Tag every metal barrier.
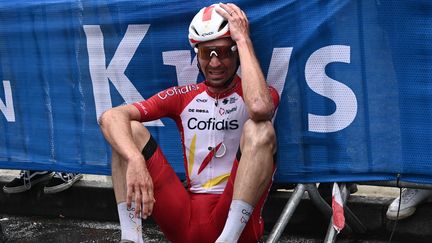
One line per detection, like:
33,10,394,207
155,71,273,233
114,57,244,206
266,183,367,243
267,180,432,242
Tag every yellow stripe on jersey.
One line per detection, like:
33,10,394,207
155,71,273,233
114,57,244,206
202,173,230,189
188,134,197,176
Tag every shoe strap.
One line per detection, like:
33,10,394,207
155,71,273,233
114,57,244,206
19,170,32,189
53,172,75,182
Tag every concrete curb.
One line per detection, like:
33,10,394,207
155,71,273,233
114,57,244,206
0,176,430,242
0,175,117,221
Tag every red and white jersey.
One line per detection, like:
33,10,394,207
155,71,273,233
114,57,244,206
133,76,279,194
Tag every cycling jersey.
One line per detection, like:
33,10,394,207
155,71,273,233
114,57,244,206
133,76,279,194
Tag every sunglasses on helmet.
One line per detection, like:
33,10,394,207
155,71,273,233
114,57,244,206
195,45,238,60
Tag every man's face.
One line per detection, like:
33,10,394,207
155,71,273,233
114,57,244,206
197,38,239,88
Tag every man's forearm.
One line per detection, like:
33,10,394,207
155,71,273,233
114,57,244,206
237,38,274,121
99,108,144,164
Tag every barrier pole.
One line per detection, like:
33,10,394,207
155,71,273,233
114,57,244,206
305,184,332,217
308,183,365,233
266,183,306,243
324,183,349,243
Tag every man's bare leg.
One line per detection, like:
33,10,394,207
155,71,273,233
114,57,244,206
216,119,276,242
111,121,151,243
234,120,276,203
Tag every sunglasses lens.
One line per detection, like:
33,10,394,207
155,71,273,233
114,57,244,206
198,46,235,60
197,47,212,59
215,46,231,59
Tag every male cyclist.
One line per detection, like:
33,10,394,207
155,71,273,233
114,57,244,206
100,3,278,242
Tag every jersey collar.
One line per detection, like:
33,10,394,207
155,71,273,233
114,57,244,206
205,76,241,99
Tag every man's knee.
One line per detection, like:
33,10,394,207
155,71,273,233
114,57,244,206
240,120,276,153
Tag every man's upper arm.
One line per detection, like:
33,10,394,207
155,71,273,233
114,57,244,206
131,87,182,122
125,103,143,121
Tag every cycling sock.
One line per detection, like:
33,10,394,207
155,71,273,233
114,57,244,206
216,199,253,243
118,202,145,243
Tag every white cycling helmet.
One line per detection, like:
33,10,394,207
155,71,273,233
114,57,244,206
188,3,231,50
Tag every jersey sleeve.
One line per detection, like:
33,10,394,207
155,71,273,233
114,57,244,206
132,87,182,122
268,86,280,108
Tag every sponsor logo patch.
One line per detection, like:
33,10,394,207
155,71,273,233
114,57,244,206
157,85,199,100
196,98,208,103
187,117,239,130
219,107,237,116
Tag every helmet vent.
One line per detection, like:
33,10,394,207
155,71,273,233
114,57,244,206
219,20,228,32
191,26,199,36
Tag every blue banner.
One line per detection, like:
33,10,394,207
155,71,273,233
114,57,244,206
0,0,431,184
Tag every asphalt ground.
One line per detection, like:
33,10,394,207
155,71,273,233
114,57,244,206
0,214,395,243
0,170,430,243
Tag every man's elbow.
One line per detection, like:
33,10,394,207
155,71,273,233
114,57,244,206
248,102,275,121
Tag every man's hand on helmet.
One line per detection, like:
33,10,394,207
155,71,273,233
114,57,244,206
217,3,250,43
